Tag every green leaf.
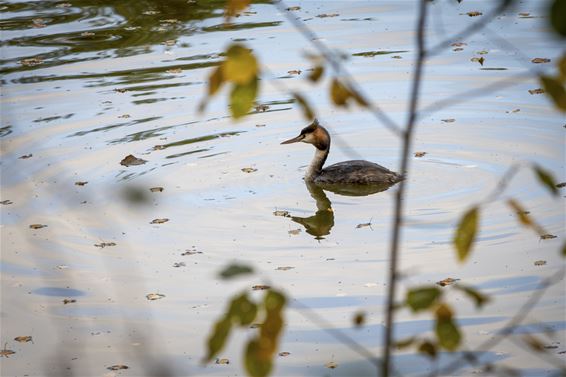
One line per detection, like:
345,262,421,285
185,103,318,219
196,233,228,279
418,340,437,359
406,286,442,312
559,54,566,81
308,65,324,82
454,285,490,309
204,317,232,363
224,44,258,84
225,0,251,21
506,199,546,236
435,303,461,351
230,77,258,119
219,263,254,280
229,293,258,326
244,338,272,377
453,207,479,262
550,0,566,37
540,75,566,111
208,65,224,96
292,93,315,121
330,78,351,107
561,241,566,257
533,164,559,196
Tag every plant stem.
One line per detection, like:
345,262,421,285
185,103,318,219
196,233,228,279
381,1,428,375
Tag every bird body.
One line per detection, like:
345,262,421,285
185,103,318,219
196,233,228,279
281,120,403,186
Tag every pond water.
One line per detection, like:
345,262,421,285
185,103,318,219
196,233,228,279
1,1,564,376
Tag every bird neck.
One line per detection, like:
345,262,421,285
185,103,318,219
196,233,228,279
305,146,329,181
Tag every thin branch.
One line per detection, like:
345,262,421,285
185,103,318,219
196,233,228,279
273,0,403,137
425,268,566,377
426,0,514,58
382,1,429,376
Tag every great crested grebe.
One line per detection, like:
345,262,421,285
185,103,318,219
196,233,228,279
281,119,403,185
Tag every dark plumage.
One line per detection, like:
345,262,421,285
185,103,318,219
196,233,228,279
281,119,403,186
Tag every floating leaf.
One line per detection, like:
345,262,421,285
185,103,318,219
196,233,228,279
436,278,460,287
224,44,257,84
540,75,566,111
230,78,258,119
540,234,557,240
0,346,15,358
215,358,230,364
454,285,490,309
120,154,147,166
150,218,169,224
466,11,483,17
14,336,32,343
441,118,455,123
532,58,551,64
273,210,290,217
241,167,258,173
0,200,13,205
308,65,324,82
278,351,291,357
107,365,129,371
406,286,442,312
453,207,479,262
414,151,427,157
150,187,164,192
94,242,116,248
205,318,232,363
287,69,301,75
550,0,566,37
219,263,254,280
252,285,271,291
534,260,547,266
75,181,88,186
533,164,559,196
418,340,437,359
325,361,338,369
435,303,461,351
63,299,76,304
146,293,165,301
292,93,315,121
29,224,47,229
19,154,32,159
471,57,485,65
528,88,545,95
275,266,294,271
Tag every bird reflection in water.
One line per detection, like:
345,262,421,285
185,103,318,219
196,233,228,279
290,181,396,240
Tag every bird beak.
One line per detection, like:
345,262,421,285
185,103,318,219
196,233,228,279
280,134,303,144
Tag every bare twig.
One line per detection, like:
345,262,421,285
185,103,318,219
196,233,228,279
382,1,429,376
273,0,403,137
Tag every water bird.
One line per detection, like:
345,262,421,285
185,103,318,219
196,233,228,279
281,119,403,186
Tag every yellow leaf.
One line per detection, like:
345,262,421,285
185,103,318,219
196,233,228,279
225,0,251,21
308,65,324,82
540,75,566,112
506,199,546,236
224,44,258,85
330,78,351,107
208,65,224,96
292,93,315,121
453,207,479,262
230,76,258,119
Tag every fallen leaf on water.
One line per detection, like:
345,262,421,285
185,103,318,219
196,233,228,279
471,57,485,66
436,278,460,287
556,182,566,188
273,210,290,217
215,358,230,364
118,114,130,118
120,154,147,166
477,50,489,55
241,167,257,173
181,250,202,256
540,234,557,240
107,365,129,371
166,68,182,74
531,58,551,64
317,13,339,18
528,88,545,95
255,104,270,112
288,69,302,75
150,218,169,224
94,242,116,248
453,48,464,52
19,154,33,159
173,262,186,268
441,119,455,123
466,11,483,17
14,336,32,343
149,187,164,192
414,152,427,157
252,285,270,291
286,6,300,11
356,222,372,229
75,181,88,186
506,109,521,113
1,200,13,205
29,224,47,229
114,88,127,93
279,351,291,357
20,58,43,67
275,266,294,271
534,260,547,266
256,124,266,127
288,229,301,235
63,299,76,304
325,361,338,369
80,31,95,37
451,42,467,47
0,345,15,358
391,55,402,59
146,293,165,301
519,12,530,16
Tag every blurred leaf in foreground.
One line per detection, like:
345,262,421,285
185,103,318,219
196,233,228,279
406,286,442,312
435,303,461,351
453,207,479,262
533,164,558,196
540,75,566,112
219,263,254,280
